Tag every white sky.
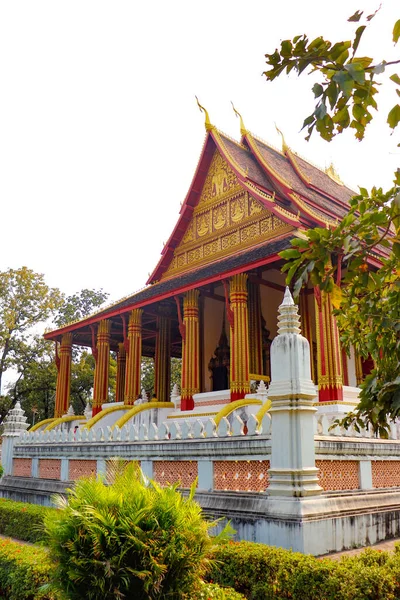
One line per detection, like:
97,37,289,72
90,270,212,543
0,0,398,309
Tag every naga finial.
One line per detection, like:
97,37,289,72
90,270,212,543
231,102,248,137
326,162,344,186
275,123,289,153
195,96,214,131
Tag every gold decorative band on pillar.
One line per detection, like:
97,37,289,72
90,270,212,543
181,289,200,411
230,273,250,401
315,290,343,401
154,313,171,403
54,333,73,418
124,309,143,405
115,343,127,404
299,290,315,383
92,320,111,416
248,280,263,376
355,350,363,386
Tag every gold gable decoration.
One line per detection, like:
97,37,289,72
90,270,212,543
162,151,293,279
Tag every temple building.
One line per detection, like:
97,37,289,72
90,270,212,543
43,109,378,426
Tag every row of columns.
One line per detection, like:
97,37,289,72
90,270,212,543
54,277,347,418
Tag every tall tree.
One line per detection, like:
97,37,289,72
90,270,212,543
54,288,109,328
0,267,62,394
263,12,400,433
3,285,111,423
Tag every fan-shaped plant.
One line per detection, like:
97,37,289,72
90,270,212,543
43,460,229,599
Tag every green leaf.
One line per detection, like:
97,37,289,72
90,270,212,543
348,10,363,22
281,39,293,57
390,74,400,86
345,62,366,85
333,71,354,97
279,249,301,260
352,25,366,56
393,243,400,259
387,104,400,130
393,19,400,44
312,83,324,98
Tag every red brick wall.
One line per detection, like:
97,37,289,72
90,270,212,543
153,461,198,488
214,460,270,492
316,460,359,491
13,458,32,477
69,460,97,481
372,461,400,488
39,459,61,480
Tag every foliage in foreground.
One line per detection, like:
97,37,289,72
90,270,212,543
0,498,53,543
44,463,226,600
0,538,55,599
263,9,400,433
207,541,400,600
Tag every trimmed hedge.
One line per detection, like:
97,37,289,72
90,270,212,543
0,498,54,543
196,581,246,599
0,538,56,599
207,541,400,600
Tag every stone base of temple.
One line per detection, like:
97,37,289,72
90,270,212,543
196,488,400,555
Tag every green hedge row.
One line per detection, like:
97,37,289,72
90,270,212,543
0,538,56,599
0,498,54,543
0,538,244,600
207,541,400,600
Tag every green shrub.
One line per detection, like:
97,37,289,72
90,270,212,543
44,462,227,600
0,464,4,478
0,498,53,543
196,581,246,599
0,538,56,599
207,541,398,600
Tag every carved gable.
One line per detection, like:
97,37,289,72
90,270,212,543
162,150,291,279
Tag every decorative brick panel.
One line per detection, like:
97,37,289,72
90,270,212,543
153,461,198,488
214,460,270,492
316,460,359,491
69,460,97,481
13,458,32,477
39,459,61,480
372,461,400,488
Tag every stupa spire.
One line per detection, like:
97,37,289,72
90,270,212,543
277,287,301,335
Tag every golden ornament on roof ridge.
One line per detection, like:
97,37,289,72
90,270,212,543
195,96,214,131
231,102,248,137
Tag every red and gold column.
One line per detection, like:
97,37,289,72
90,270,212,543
230,274,251,401
355,351,364,386
92,320,111,416
315,290,343,401
54,333,73,417
181,290,200,411
115,342,127,404
299,290,315,383
248,280,263,376
124,309,143,405
154,312,171,403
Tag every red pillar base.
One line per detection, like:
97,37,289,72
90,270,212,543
318,386,343,402
92,405,103,416
180,396,194,411
230,388,250,402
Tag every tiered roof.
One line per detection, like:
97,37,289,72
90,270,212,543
45,116,357,346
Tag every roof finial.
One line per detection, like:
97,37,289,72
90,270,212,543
231,102,248,136
195,96,214,131
275,124,289,154
326,162,344,186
